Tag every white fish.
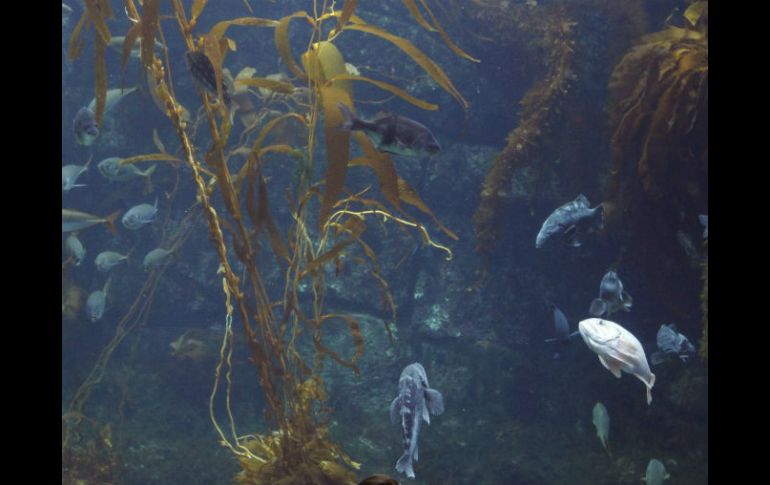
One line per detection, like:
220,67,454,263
98,157,157,182
143,248,174,271
62,157,92,192
122,198,158,230
591,402,610,455
64,233,85,266
86,278,111,322
578,318,656,405
62,3,73,26
644,458,670,485
95,250,131,272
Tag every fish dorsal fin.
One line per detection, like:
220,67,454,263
575,194,590,206
598,355,623,378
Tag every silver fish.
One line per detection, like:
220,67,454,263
62,209,120,234
88,86,139,113
62,157,92,192
95,250,130,272
650,324,696,365
143,248,174,271
86,278,111,322
338,103,440,158
62,3,73,26
64,233,85,266
591,402,610,455
73,107,99,146
578,318,655,405
535,194,604,248
390,363,444,479
122,198,158,230
98,157,157,182
644,458,670,485
589,270,632,317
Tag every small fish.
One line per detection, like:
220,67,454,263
185,51,232,106
535,194,604,248
644,458,670,485
699,214,708,239
337,103,441,158
579,318,655,405
86,278,111,322
95,250,131,272
390,363,444,479
544,302,579,344
589,270,632,317
650,324,696,365
73,107,99,146
122,198,158,230
62,157,92,192
143,247,174,271
62,208,121,235
64,233,85,266
591,402,610,456
98,157,157,182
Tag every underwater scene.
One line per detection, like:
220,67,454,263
61,1,707,484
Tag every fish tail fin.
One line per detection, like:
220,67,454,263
395,451,415,479
337,102,355,131
646,373,656,405
104,210,122,236
143,164,157,194
425,388,444,415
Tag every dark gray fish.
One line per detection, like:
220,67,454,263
338,103,440,158
185,51,232,106
544,303,579,344
389,363,444,479
73,107,99,146
589,270,632,316
650,324,696,365
535,194,604,248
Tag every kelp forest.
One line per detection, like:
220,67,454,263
61,1,707,484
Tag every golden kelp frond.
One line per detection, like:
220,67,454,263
303,41,352,94
119,153,183,166
318,86,354,227
121,23,142,75
275,12,315,80
140,0,160,68
406,0,480,63
83,0,112,44
329,74,438,111
67,13,88,59
208,17,279,40
233,76,297,94
343,22,469,112
93,34,107,125
190,0,209,26
334,0,360,36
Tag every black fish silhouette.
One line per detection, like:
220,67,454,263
185,51,231,106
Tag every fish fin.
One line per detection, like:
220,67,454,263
598,355,622,378
575,194,590,206
413,442,419,462
389,396,401,425
141,163,158,178
71,184,88,188
544,337,558,343
395,451,415,479
421,403,431,425
568,330,581,338
589,298,607,317
103,210,122,236
621,290,633,310
425,388,445,415
650,352,666,366
646,373,656,405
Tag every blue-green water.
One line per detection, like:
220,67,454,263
62,1,707,484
